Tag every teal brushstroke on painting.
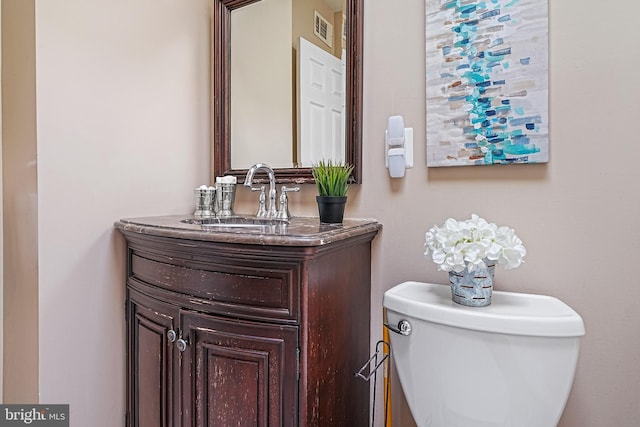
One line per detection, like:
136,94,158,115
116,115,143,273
463,71,487,83
502,143,540,155
443,1,457,10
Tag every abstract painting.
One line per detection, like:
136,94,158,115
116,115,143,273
426,0,549,167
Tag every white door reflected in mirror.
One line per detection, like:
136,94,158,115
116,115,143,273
297,37,345,167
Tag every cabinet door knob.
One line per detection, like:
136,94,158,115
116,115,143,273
176,338,189,352
167,330,177,343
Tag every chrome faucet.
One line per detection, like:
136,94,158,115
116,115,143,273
244,163,278,218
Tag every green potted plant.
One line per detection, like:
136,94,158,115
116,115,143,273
311,160,354,224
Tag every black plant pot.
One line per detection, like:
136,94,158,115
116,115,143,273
316,196,347,224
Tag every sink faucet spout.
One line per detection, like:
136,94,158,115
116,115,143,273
244,163,277,218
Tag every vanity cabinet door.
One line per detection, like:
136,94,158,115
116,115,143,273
126,288,180,427
179,311,299,427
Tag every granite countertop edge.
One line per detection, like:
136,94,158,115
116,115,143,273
114,214,382,247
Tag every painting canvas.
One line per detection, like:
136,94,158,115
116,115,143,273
426,0,549,167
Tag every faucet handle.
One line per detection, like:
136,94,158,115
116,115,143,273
281,186,300,194
277,186,300,220
251,186,267,217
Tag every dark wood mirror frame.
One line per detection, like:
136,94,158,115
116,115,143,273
212,0,363,184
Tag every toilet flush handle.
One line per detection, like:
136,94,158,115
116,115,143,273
384,319,412,336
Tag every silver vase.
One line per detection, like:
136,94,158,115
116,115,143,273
449,260,495,307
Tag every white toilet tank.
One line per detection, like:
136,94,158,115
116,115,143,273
383,281,585,427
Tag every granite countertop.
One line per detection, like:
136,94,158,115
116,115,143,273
114,214,381,246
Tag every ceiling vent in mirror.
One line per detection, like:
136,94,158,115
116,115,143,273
314,10,333,48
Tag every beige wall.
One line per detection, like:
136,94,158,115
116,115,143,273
1,0,39,403
231,0,293,169
234,0,640,426
2,0,210,423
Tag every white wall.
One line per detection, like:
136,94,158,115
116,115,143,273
3,0,210,423
234,0,640,425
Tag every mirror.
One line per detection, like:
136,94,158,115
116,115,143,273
212,0,363,184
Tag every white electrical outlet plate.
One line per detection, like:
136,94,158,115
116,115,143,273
405,127,414,168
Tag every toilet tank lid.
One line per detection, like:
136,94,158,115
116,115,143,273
383,281,585,337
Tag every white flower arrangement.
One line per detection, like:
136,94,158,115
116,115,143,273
424,214,526,273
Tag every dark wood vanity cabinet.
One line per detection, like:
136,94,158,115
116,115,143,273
119,219,379,427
